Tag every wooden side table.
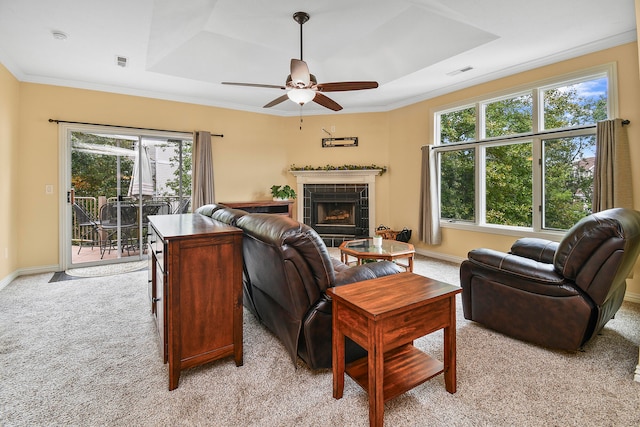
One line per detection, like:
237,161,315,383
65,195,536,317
328,272,461,427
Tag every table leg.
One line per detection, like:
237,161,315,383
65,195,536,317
368,321,385,427
408,255,414,272
234,305,244,367
169,360,181,391
332,302,345,399
443,296,457,393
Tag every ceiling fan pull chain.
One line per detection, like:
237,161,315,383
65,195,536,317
299,105,303,130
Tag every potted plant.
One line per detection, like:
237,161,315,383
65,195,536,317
270,185,297,201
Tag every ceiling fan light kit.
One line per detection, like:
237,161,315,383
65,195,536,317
287,88,315,105
221,11,378,112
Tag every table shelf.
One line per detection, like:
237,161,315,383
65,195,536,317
345,344,444,402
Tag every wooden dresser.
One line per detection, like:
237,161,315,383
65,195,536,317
147,213,243,390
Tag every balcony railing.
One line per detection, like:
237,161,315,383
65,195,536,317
72,195,190,246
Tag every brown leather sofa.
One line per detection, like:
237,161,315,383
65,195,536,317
460,208,640,351
195,204,403,369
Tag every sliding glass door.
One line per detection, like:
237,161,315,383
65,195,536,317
65,126,192,268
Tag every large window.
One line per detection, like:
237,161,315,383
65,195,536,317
434,66,612,232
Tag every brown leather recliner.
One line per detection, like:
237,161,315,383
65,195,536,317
236,213,403,369
460,208,640,351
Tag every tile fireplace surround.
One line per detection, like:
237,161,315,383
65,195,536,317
290,169,381,246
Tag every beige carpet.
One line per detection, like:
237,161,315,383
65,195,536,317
1,255,639,426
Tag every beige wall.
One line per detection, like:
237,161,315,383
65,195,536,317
0,64,19,280
387,42,640,297
13,84,395,273
280,113,393,223
16,85,284,269
5,42,640,299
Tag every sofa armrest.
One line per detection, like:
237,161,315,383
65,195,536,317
509,238,558,263
333,260,403,286
464,248,580,299
467,248,569,289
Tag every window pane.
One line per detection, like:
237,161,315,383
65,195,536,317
485,143,532,227
440,149,475,221
154,139,192,213
71,132,135,200
543,78,607,129
543,136,595,230
440,107,476,144
485,94,533,138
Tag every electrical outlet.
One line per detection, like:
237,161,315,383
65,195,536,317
331,125,336,133
45,184,53,194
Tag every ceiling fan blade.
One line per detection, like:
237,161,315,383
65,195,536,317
315,81,379,92
263,94,290,108
222,82,286,90
290,59,310,88
313,92,342,111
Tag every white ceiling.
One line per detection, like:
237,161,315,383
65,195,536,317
0,0,636,116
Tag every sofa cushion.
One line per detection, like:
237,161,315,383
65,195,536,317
210,207,247,226
554,210,626,280
194,203,227,217
237,214,337,291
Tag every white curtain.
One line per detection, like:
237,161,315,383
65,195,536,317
419,145,442,245
192,131,215,210
593,119,633,212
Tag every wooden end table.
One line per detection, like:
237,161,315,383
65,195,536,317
328,272,461,427
339,238,415,272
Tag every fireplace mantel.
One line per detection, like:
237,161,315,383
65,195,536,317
290,169,381,239
289,169,382,182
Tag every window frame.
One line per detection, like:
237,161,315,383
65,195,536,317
59,123,193,268
431,63,617,239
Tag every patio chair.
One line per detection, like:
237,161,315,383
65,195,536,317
72,203,100,254
172,198,191,214
99,201,139,258
142,200,172,224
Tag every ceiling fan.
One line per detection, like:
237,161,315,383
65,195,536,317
221,11,378,111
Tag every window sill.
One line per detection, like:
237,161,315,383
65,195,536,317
440,220,566,241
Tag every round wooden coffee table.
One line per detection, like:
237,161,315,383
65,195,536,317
339,238,415,272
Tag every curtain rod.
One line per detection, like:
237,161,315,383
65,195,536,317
426,119,630,149
48,119,223,138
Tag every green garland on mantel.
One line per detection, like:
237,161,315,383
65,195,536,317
290,164,387,175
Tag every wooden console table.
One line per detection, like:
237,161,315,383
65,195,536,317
221,200,293,217
148,214,243,390
328,272,461,427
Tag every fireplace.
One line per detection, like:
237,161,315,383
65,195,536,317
310,187,366,237
291,169,381,247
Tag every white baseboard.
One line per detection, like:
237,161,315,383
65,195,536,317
0,265,60,292
0,271,19,292
624,291,640,304
414,248,465,265
415,248,640,304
